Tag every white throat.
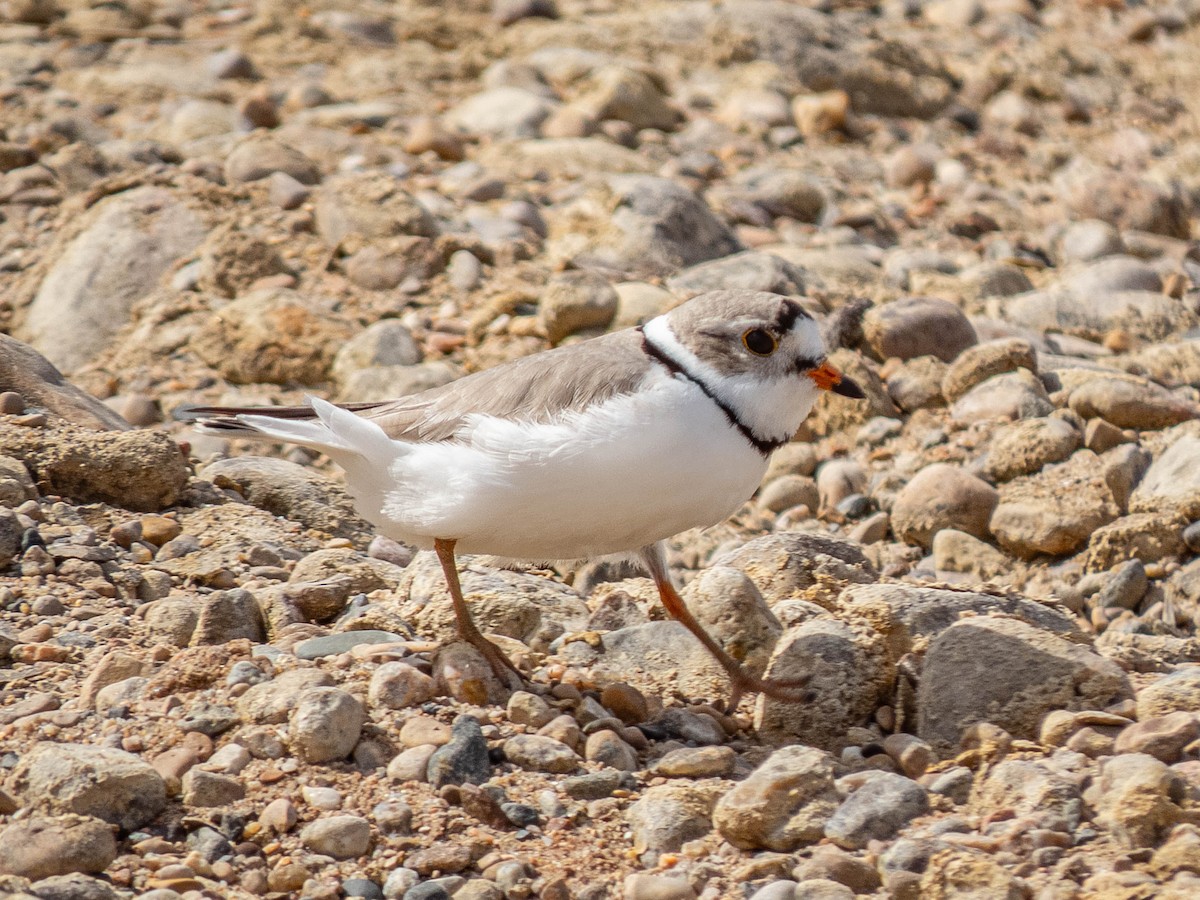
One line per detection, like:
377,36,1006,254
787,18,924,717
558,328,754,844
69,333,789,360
642,315,821,448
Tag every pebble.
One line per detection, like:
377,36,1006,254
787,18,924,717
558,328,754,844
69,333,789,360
825,772,930,849
622,873,696,900
941,338,1038,403
538,271,619,343
862,297,977,363
9,743,166,830
584,729,639,771
369,661,438,709
1088,753,1183,848
427,715,491,786
713,746,840,851
299,815,372,859
0,815,118,880
1112,711,1200,763
890,463,998,548
288,687,365,763
651,745,737,778
918,617,1131,755
503,734,580,773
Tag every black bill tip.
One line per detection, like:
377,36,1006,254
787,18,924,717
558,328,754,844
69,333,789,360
832,375,866,399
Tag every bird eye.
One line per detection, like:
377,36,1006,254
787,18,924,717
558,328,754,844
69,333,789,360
742,328,777,356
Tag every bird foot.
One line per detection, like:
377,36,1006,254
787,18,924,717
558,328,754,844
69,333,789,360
461,631,528,693
722,669,811,715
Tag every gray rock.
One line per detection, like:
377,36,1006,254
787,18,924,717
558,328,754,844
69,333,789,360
713,745,840,851
622,874,696,900
0,816,116,880
289,687,365,763
754,618,890,752
1087,753,1183,848
1064,255,1162,296
223,136,320,184
950,368,1054,422
837,583,1080,663
444,86,556,138
886,356,947,412
930,529,1009,580
24,872,121,900
1138,668,1200,718
714,531,877,608
584,730,638,772
825,773,930,849
427,715,491,787
9,743,166,830
0,420,188,512
314,172,438,250
682,565,783,681
0,507,19,568
984,417,1081,481
990,450,1120,559
918,616,1132,755
575,64,677,131
501,734,579,773
1094,559,1149,611
656,707,727,746
1113,711,1200,764
0,335,130,430
299,815,372,859
717,167,826,223
862,297,977,363
626,782,722,853
1003,289,1190,343
400,552,589,651
538,270,618,343
1069,377,1198,430
368,661,437,709
238,668,334,725
296,631,408,660
332,321,423,384
191,589,266,645
20,187,206,373
576,175,742,277
969,758,1083,833
941,338,1038,404
181,769,245,807
190,287,354,386
1131,429,1200,520
890,463,998,549
667,251,807,302
650,746,737,779
1058,220,1123,263
1066,170,1189,239
792,844,882,893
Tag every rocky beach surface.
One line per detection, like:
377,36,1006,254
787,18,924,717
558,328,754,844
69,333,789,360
4,0,1200,897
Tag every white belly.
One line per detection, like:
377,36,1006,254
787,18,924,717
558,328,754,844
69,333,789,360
360,374,770,559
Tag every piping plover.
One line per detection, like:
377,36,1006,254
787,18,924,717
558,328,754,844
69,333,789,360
182,289,863,707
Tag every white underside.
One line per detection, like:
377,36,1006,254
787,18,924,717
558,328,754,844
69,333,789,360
230,369,814,560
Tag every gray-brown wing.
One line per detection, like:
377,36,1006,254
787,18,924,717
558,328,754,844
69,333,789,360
362,327,655,441
179,328,658,443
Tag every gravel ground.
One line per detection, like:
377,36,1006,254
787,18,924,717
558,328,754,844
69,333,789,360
4,0,1200,898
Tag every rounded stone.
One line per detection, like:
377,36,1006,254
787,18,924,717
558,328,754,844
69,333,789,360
289,687,366,763
863,297,977,363
891,464,999,548
0,815,117,880
299,815,371,859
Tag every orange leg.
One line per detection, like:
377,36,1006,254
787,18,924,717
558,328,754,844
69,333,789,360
640,544,809,713
434,538,524,690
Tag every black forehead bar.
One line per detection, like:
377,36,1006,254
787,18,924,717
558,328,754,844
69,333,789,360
774,299,809,332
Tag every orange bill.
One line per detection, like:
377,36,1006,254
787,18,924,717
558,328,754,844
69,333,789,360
808,361,866,398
